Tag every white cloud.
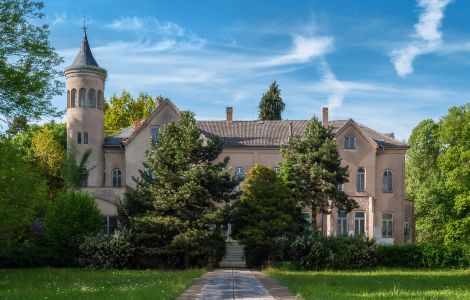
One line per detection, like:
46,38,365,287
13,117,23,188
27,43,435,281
391,0,451,77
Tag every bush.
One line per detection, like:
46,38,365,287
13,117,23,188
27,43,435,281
45,191,104,266
0,241,54,268
287,234,376,270
79,229,136,269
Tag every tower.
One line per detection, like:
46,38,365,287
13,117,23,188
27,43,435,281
64,28,107,187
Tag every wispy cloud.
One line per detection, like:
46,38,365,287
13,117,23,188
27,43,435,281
390,0,451,77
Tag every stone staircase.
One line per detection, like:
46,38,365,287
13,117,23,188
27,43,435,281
219,241,246,268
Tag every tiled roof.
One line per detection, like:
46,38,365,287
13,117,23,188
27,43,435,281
104,119,408,149
64,32,106,75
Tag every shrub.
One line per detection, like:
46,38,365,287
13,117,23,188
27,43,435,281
287,234,376,270
79,228,136,269
45,191,103,266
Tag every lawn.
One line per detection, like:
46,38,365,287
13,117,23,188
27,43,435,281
264,268,470,300
0,268,205,300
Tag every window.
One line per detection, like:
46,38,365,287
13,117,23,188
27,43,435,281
355,211,365,235
79,171,87,187
357,168,365,192
79,88,86,107
273,166,280,173
382,213,393,237
67,90,70,108
88,89,96,108
77,132,82,144
383,170,393,193
84,132,88,144
404,215,410,241
151,126,160,143
104,216,118,235
112,168,122,187
336,182,344,191
344,136,356,149
97,91,103,110
71,89,77,108
234,167,245,180
337,212,348,236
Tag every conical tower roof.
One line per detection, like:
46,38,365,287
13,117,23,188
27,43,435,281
64,30,107,76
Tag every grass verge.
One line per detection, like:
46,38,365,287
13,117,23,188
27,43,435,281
264,268,470,300
0,268,205,300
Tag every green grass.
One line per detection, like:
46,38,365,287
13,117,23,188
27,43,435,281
0,268,205,300
264,268,470,300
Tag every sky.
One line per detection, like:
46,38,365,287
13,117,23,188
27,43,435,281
42,0,470,139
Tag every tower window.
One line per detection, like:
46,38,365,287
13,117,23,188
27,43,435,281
71,89,77,108
77,132,82,144
112,168,122,187
79,88,86,107
67,90,70,108
357,167,365,192
88,89,96,108
84,132,88,144
97,91,103,110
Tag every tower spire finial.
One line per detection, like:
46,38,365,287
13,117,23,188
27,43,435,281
82,15,87,34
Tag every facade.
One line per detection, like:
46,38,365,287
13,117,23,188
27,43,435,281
66,31,415,245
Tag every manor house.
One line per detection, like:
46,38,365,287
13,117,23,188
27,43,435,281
65,31,415,245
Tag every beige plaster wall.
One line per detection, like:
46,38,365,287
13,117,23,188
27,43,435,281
104,149,126,187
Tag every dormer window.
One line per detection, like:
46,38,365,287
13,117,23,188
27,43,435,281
344,136,356,149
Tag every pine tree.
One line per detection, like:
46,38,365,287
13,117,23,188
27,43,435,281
121,111,234,268
280,116,357,232
258,81,285,120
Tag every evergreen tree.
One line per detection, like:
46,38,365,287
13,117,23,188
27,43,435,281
121,111,234,268
230,165,305,267
280,116,357,231
258,81,285,120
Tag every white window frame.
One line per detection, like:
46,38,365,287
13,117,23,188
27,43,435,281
382,169,393,193
344,136,357,149
112,168,122,187
337,212,348,236
354,211,365,235
382,213,394,238
151,125,160,143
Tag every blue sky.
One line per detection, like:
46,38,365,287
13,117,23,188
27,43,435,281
43,0,470,139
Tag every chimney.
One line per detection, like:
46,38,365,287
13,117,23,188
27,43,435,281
322,107,329,127
226,107,233,123
134,117,142,129
288,121,293,138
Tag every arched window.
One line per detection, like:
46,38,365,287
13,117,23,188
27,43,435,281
77,132,82,144
67,90,70,108
382,213,393,237
383,169,393,192
357,167,365,192
84,132,88,144
112,168,122,187
234,167,245,180
79,88,86,107
97,91,103,110
71,89,77,108
87,89,96,108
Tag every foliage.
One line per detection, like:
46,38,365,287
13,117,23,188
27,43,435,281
44,191,103,265
0,240,53,268
376,243,470,269
287,234,377,270
230,165,305,267
64,144,92,189
79,228,136,269
0,268,206,300
280,116,357,230
258,81,285,120
264,269,470,300
5,115,29,136
104,91,165,135
0,139,48,255
120,111,233,268
0,0,63,123
406,104,470,244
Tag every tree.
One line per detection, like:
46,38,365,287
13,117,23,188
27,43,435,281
44,191,103,265
230,165,305,267
0,139,48,255
6,115,29,136
0,0,63,123
280,116,357,231
406,104,470,245
104,91,163,136
121,111,234,268
258,81,285,120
